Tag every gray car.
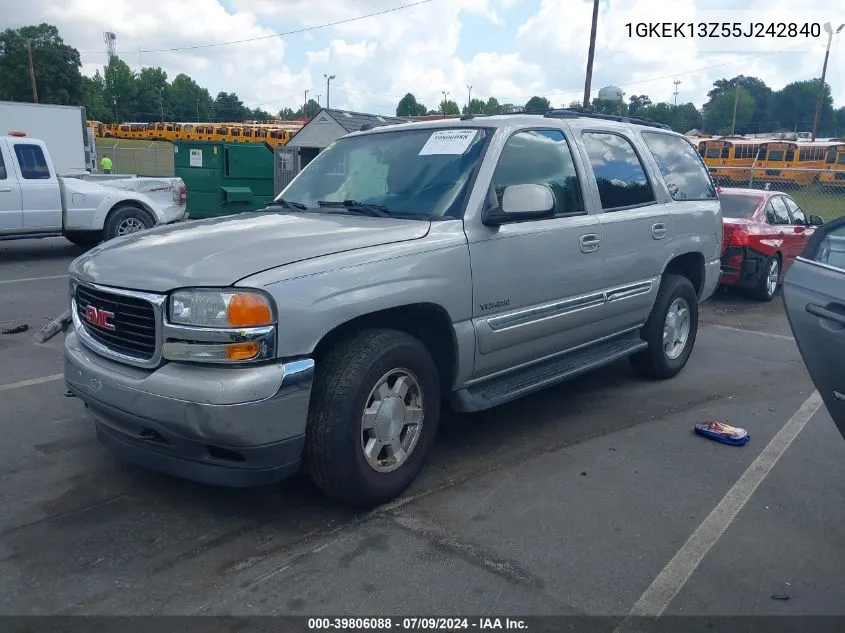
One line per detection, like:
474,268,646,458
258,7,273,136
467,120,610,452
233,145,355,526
64,111,722,508
783,214,845,440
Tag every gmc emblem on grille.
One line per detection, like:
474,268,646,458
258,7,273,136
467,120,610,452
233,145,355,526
84,305,116,331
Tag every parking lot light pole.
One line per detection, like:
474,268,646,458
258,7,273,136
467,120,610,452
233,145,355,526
811,22,843,142
324,74,335,109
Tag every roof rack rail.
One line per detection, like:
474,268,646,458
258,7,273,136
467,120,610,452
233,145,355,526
537,108,672,130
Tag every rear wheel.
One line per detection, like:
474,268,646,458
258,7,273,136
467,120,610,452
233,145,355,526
750,254,780,302
103,206,154,241
631,274,699,380
305,329,441,508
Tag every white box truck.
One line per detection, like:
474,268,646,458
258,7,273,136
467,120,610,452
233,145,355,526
0,101,95,175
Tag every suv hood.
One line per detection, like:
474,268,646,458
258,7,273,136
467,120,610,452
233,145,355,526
69,211,431,292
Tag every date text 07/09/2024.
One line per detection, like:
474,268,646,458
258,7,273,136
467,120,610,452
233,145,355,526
625,22,822,38
307,617,528,630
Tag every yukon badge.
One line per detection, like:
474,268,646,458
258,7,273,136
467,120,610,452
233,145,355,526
479,298,510,312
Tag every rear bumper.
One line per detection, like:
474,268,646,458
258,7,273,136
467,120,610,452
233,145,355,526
64,330,314,487
719,247,771,288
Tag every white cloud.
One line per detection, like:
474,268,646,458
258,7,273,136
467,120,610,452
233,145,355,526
9,0,845,120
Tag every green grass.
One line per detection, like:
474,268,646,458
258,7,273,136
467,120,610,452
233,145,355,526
789,185,845,221
95,138,174,177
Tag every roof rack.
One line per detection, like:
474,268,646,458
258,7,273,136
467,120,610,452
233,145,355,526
538,108,672,130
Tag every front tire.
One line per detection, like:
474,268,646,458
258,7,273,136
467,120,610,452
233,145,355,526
103,206,154,241
305,329,441,508
631,274,699,380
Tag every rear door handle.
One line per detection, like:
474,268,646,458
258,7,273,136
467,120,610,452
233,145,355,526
651,223,668,240
580,234,601,253
806,303,845,326
0,185,12,192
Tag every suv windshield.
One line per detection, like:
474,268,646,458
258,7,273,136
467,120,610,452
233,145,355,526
277,127,490,219
719,193,761,218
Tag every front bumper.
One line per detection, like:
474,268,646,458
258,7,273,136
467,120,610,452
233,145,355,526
64,330,314,487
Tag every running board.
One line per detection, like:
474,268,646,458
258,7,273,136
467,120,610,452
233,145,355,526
451,332,648,412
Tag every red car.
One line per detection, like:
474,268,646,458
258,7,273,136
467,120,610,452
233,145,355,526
719,188,825,301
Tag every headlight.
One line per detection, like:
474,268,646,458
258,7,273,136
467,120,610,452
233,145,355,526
169,289,274,328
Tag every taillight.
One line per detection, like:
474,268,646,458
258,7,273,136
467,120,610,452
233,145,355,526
729,228,749,247
173,184,187,205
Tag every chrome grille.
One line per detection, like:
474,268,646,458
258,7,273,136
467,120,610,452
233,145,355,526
75,284,158,361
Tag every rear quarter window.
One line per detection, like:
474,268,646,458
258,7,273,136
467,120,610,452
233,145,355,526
641,132,716,201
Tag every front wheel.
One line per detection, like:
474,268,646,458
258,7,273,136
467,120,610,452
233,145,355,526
305,329,441,508
631,274,699,380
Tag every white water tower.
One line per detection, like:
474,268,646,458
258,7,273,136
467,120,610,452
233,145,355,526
598,85,624,102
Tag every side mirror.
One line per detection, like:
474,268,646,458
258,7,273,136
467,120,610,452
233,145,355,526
808,214,825,226
482,184,556,226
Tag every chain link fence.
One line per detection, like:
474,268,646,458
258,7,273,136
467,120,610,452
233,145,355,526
94,140,175,177
708,166,845,221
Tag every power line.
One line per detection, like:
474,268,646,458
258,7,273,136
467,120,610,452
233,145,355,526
79,0,433,54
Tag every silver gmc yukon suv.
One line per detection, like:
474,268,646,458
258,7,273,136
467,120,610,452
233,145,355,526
64,111,723,508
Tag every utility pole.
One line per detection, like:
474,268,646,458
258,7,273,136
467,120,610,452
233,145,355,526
303,89,309,119
466,84,472,114
324,74,335,109
159,88,164,122
316,94,321,106
442,91,449,118
672,80,681,106
582,0,600,108
812,22,844,142
26,40,38,103
730,78,741,136
196,98,200,122
113,97,118,123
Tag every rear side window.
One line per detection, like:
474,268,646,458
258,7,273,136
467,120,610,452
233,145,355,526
13,144,51,179
0,149,6,180
641,132,717,201
581,131,655,210
767,197,790,225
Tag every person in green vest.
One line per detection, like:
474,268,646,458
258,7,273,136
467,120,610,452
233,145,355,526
100,156,113,174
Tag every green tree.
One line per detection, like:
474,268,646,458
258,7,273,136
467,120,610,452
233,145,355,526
707,76,773,134
278,107,298,119
103,56,137,121
213,91,247,121
0,23,83,104
81,72,110,121
299,98,321,119
591,98,627,115
396,92,427,117
170,73,213,122
567,100,583,109
636,102,702,133
702,87,754,135
524,96,550,113
628,94,652,116
135,67,168,122
463,98,485,115
438,99,460,115
483,97,502,115
772,79,834,134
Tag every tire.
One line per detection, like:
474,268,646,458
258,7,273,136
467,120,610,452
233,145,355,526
304,329,441,508
103,206,154,241
750,254,780,302
64,232,102,248
630,274,699,380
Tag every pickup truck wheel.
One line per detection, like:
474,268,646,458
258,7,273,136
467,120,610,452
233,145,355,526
103,206,153,241
630,273,699,380
305,329,440,508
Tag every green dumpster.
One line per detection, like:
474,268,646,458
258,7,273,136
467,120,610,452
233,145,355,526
173,141,275,219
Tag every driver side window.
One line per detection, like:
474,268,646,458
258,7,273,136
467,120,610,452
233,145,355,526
491,129,585,217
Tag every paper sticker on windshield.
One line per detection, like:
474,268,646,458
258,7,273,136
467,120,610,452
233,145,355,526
418,129,477,155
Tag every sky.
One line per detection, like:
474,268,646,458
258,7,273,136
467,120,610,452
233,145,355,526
12,0,845,118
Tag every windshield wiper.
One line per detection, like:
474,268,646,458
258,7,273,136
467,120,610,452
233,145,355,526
266,198,307,211
317,199,391,217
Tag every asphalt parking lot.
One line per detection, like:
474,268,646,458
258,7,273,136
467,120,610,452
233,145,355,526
2,237,844,625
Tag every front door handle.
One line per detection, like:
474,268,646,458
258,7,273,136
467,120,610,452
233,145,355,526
0,185,12,192
651,223,668,240
580,234,601,253
806,303,845,326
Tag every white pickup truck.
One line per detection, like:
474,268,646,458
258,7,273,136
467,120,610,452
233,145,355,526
0,134,187,246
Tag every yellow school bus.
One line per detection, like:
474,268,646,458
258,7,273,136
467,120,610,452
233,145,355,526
752,141,831,186
698,138,766,184
819,142,845,187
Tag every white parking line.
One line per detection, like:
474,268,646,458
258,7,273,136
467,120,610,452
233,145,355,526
614,391,823,630
0,374,63,392
710,324,795,341
0,274,68,285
